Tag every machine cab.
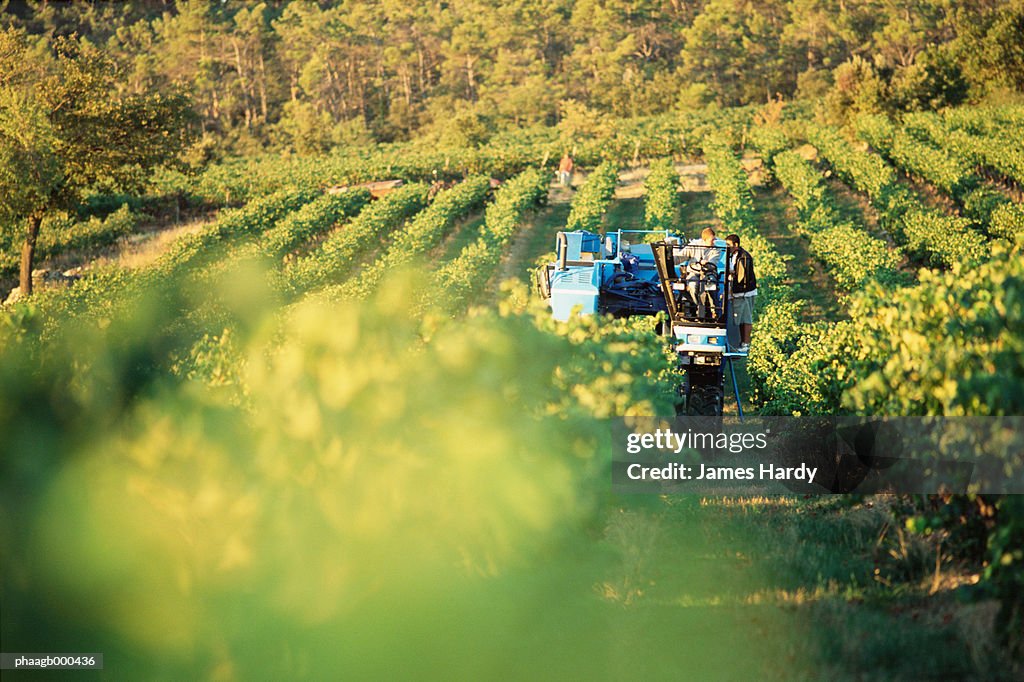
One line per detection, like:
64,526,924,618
537,229,677,321
651,238,731,361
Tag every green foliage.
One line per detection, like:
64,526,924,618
901,107,1024,191
823,47,969,127
823,55,889,127
898,208,984,268
935,108,1024,187
744,298,806,412
774,149,900,290
807,122,987,268
745,125,791,182
0,206,140,279
283,183,430,296
642,159,682,233
2,2,1024,663
953,2,1024,98
702,136,799,412
774,150,835,220
841,247,1024,415
0,242,685,675
254,189,371,261
154,188,319,278
433,168,550,312
680,0,790,107
333,176,491,300
855,113,974,196
565,161,618,233
169,329,244,389
886,46,969,112
272,100,375,154
0,78,61,227
557,99,614,145
188,189,374,319
0,27,193,293
903,110,1024,239
2,0,1018,157
703,139,790,292
704,139,755,233
807,123,896,202
809,224,901,291
748,236,1024,419
989,202,1024,241
187,110,760,207
986,496,1024,658
857,111,1024,242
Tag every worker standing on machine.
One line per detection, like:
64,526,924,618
675,227,723,311
725,233,757,353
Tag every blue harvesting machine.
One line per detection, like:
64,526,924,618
535,229,746,416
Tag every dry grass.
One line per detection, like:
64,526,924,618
86,216,213,271
33,214,216,277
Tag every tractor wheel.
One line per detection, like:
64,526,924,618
687,385,722,416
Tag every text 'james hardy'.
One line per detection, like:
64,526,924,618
702,463,818,483
625,463,819,484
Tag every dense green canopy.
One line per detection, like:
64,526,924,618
2,0,1021,153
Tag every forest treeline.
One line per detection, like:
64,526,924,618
2,0,1023,155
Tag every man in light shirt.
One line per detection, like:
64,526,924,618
675,227,723,307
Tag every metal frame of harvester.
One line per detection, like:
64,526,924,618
535,228,746,417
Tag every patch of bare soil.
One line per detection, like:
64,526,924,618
676,163,709,191
548,163,712,205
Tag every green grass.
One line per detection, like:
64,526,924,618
604,197,646,231
432,212,486,263
592,494,1013,680
503,202,571,285
676,190,718,240
752,186,844,324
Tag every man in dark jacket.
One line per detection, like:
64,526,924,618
726,234,756,353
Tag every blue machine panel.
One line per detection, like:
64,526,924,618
562,230,604,261
549,265,600,320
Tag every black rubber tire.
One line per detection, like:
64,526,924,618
686,385,722,416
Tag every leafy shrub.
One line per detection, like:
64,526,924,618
432,168,550,312
565,161,618,232
334,176,491,300
283,183,430,296
643,159,682,233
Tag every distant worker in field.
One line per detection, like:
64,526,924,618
558,152,574,187
725,233,757,353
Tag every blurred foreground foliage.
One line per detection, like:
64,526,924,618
0,258,675,678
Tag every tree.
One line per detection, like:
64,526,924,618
150,1,229,132
953,0,1024,98
681,0,792,107
0,28,192,297
822,55,887,125
0,88,61,292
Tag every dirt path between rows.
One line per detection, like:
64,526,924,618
547,163,711,205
